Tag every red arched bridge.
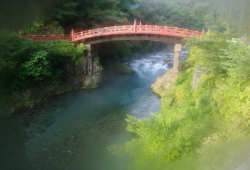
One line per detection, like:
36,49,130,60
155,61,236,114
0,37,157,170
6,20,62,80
71,24,203,44
22,21,204,75
22,22,203,45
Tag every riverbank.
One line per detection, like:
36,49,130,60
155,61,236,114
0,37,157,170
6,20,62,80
4,58,135,113
5,47,170,114
151,69,179,97
0,51,171,169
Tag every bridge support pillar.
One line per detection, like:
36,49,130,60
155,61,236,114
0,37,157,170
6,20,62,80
86,44,100,77
86,44,93,76
173,44,182,72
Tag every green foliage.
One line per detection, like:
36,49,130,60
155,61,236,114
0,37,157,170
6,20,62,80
21,0,230,36
118,0,136,12
72,43,86,64
111,32,250,169
219,0,250,34
220,39,250,78
84,0,127,21
0,35,38,90
184,32,238,75
23,14,64,34
0,35,85,93
52,1,80,22
23,0,81,34
41,41,86,64
20,50,52,81
131,0,227,31
23,0,135,34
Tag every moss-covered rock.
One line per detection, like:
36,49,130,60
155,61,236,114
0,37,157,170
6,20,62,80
151,69,178,97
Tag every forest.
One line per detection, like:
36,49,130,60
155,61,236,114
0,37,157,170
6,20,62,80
0,0,250,169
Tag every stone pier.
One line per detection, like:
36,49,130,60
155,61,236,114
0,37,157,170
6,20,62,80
173,44,182,72
86,44,93,76
86,44,100,77
84,44,102,86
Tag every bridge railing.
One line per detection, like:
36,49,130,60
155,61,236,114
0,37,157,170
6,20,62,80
21,25,203,42
22,34,70,41
136,25,202,36
72,25,203,42
74,25,134,38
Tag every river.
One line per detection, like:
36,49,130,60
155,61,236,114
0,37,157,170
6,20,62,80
0,50,187,170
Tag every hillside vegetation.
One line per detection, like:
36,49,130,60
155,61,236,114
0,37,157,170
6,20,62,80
111,32,250,169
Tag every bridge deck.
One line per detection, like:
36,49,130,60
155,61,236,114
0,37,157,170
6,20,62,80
22,24,203,44
72,25,203,43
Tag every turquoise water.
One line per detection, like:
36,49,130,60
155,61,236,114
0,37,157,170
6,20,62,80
0,52,176,169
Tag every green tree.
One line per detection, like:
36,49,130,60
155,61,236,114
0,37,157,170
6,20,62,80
20,50,52,81
111,32,250,169
0,34,85,92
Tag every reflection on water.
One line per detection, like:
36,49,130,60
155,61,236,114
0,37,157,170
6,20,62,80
0,51,186,169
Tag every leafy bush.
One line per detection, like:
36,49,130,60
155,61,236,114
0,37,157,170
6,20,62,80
111,32,250,169
20,50,52,81
0,35,85,92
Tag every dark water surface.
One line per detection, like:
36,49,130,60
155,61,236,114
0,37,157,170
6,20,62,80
0,52,184,170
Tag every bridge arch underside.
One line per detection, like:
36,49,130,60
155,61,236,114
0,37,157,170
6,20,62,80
76,34,184,45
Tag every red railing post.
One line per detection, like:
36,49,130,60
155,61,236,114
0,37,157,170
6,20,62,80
71,29,74,41
138,21,142,32
134,19,137,32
